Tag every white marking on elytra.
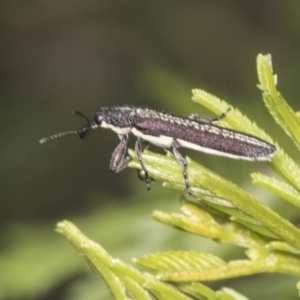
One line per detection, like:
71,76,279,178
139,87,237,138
131,128,173,147
131,128,273,161
177,139,272,161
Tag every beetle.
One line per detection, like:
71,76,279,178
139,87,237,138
40,105,276,192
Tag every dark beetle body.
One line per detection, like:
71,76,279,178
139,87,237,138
94,106,275,160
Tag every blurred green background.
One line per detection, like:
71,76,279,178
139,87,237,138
1,1,300,299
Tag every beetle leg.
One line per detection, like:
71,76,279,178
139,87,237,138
135,138,152,191
110,134,130,173
172,139,191,194
189,108,231,124
210,108,231,123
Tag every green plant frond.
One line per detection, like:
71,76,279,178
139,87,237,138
256,54,277,96
252,172,300,208
191,198,280,240
117,277,152,300
178,282,217,300
179,196,223,224
56,221,191,300
257,54,300,149
216,287,250,300
56,221,256,299
135,251,226,273
271,148,300,191
142,280,193,300
180,197,277,241
152,200,272,249
56,221,129,299
229,219,278,240
178,283,250,300
255,54,300,191
94,266,127,300
266,242,300,255
128,150,300,250
145,250,300,282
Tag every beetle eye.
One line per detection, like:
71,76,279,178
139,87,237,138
94,114,103,125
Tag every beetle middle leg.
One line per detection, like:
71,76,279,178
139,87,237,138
136,141,153,183
135,138,153,191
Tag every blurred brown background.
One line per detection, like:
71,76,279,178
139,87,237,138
1,1,300,299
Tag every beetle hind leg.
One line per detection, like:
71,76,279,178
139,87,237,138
172,139,191,194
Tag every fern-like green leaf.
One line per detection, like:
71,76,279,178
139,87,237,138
179,283,250,300
56,221,199,300
152,199,272,249
128,150,300,249
136,249,300,282
135,251,226,273
257,54,300,148
252,172,300,208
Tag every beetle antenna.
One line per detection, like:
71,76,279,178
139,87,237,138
39,110,94,144
39,130,82,144
73,110,91,123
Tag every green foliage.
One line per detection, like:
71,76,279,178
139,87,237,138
56,221,250,300
54,54,300,299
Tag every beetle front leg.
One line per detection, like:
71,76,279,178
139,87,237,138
110,134,130,173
